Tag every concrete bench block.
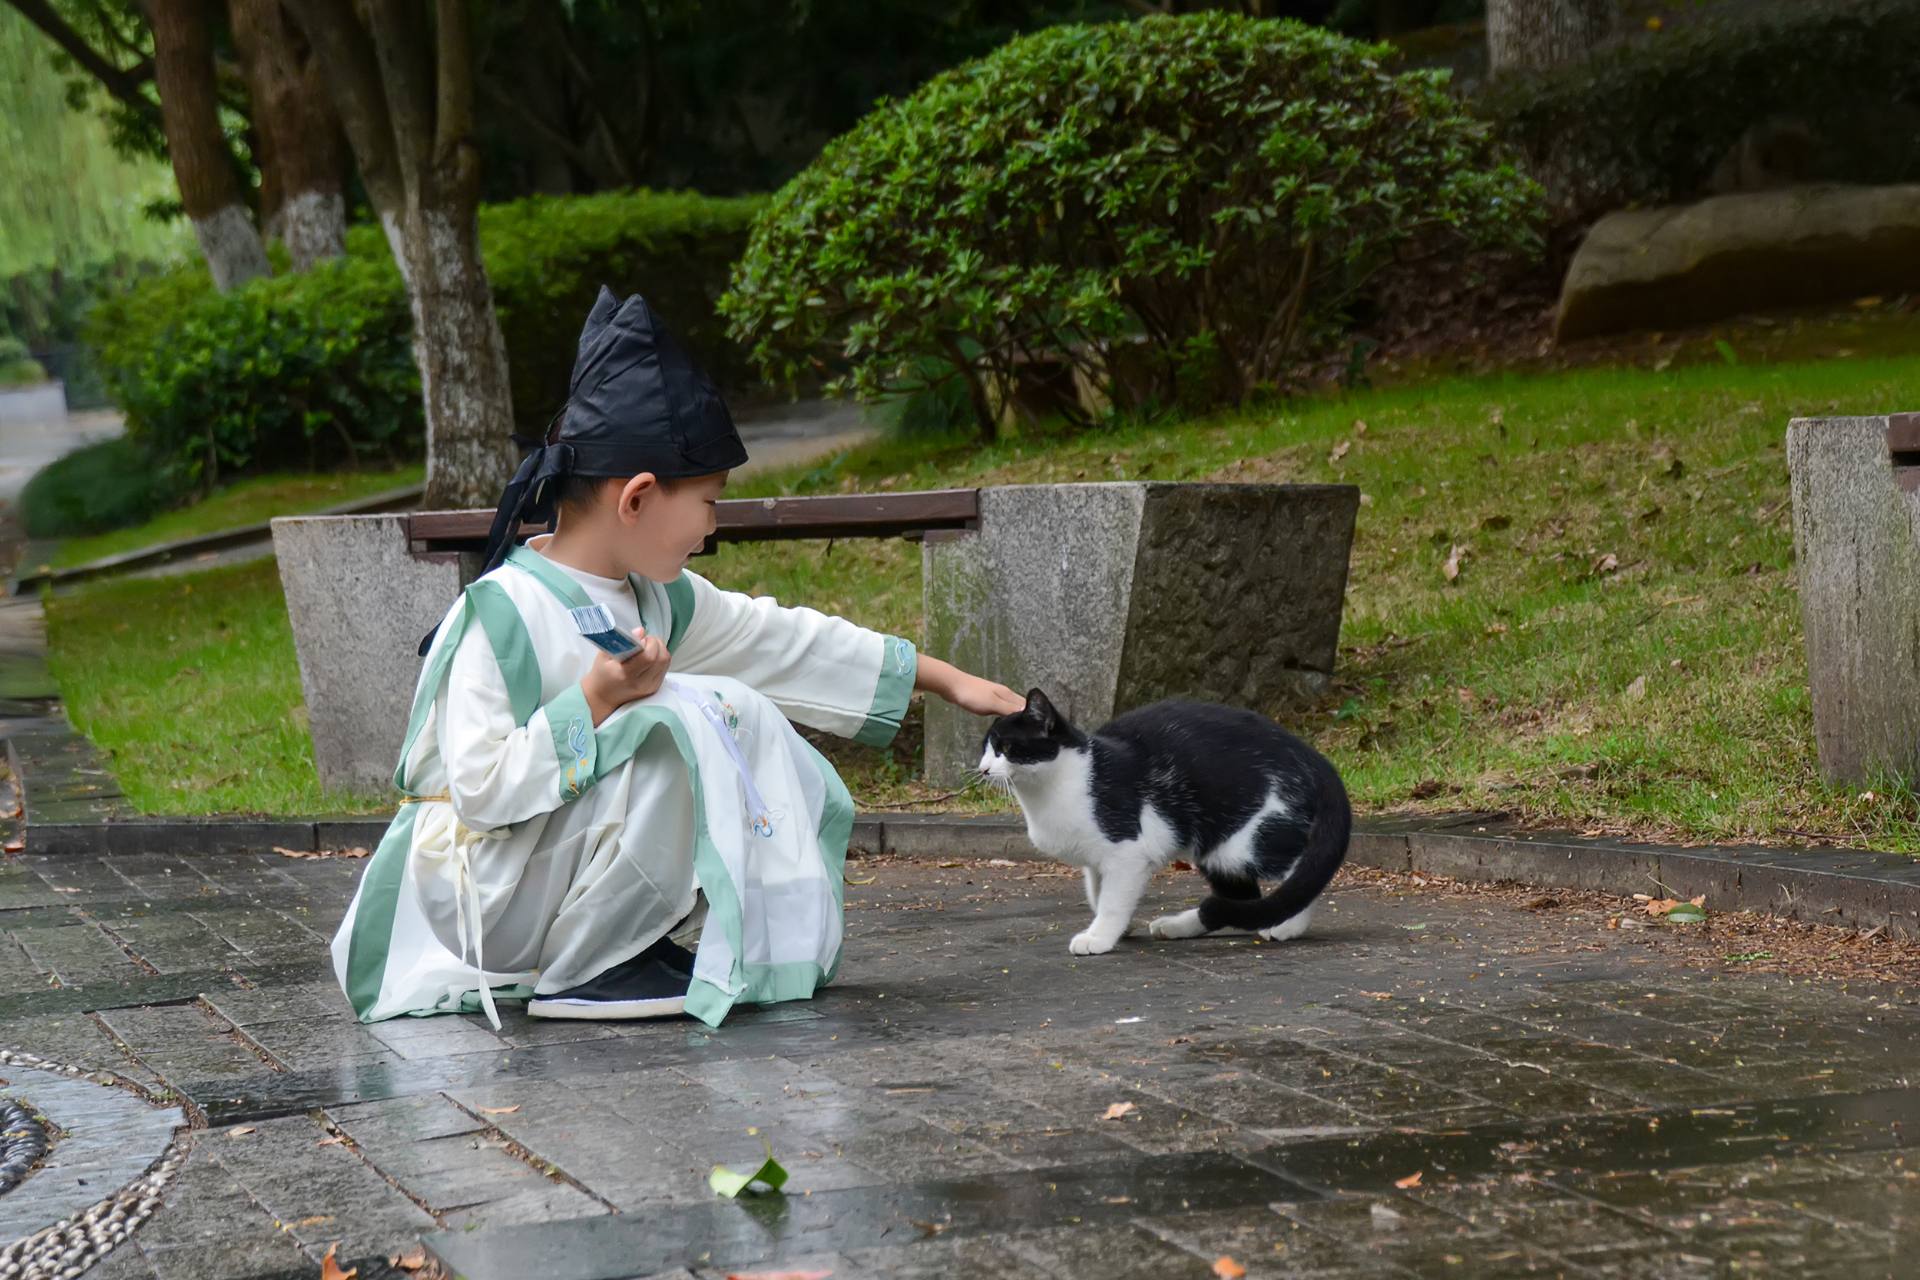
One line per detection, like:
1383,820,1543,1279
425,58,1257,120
1789,412,1920,785
272,515,465,794
921,482,1359,786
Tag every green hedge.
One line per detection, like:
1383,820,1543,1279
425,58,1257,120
1482,0,1920,220
723,14,1538,435
89,190,763,493
19,437,168,539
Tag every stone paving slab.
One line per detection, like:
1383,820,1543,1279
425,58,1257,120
0,849,1910,1277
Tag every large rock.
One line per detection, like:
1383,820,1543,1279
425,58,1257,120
1788,412,1920,785
1557,183,1920,343
272,515,465,795
922,482,1359,786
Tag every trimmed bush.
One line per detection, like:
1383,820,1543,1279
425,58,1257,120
0,336,43,387
721,13,1540,436
88,190,763,493
19,437,169,538
1482,0,1920,221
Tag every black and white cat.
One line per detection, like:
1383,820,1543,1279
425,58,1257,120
980,690,1350,955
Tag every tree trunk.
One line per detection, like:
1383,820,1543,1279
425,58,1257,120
229,0,347,270
1486,0,1613,74
145,0,271,290
385,204,515,507
285,0,515,507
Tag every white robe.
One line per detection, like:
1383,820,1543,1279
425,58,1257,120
330,539,915,1028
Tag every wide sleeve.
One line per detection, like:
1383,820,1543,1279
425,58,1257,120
435,622,601,833
667,570,916,746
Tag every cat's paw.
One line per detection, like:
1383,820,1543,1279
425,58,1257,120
1149,910,1206,940
1069,930,1116,956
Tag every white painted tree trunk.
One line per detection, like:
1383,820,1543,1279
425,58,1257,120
192,204,273,292
384,208,517,509
1487,0,1614,73
277,191,347,271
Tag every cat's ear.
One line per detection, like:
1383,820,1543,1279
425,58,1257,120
1024,688,1059,732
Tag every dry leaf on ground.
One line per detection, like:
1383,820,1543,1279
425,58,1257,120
1442,544,1467,582
320,1243,357,1280
228,1126,256,1138
1101,1101,1137,1121
1395,1171,1424,1189
1213,1257,1248,1279
724,1272,833,1280
389,1249,429,1273
476,1104,521,1116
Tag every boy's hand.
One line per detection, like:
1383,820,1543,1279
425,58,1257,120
582,627,670,725
916,655,1023,718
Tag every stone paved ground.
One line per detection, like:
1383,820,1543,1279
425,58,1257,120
0,849,1915,1279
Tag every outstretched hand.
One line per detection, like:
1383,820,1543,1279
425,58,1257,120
916,655,1023,718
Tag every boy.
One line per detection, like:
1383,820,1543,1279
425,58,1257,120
332,288,1021,1028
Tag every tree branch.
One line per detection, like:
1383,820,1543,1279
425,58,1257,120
4,0,160,125
283,0,403,213
432,0,476,191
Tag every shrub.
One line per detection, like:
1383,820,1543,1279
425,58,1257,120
0,335,43,386
19,437,169,538
1481,0,1920,221
88,190,763,493
720,12,1540,437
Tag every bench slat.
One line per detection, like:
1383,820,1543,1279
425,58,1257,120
407,489,980,553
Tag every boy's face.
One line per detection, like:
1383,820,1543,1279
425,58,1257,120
614,470,728,582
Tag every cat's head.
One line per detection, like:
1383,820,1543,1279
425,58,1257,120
979,688,1081,784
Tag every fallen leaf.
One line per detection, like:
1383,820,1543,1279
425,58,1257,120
710,1149,789,1198
389,1250,429,1273
1329,440,1352,464
293,1215,335,1228
1855,295,1885,309
844,874,877,886
476,1104,521,1115
1442,543,1467,583
1102,1101,1137,1121
725,1272,832,1280
1395,1171,1424,1189
986,859,1016,867
271,846,317,859
1213,1258,1248,1279
1,838,21,854
228,1126,257,1138
1625,675,1648,701
317,1135,347,1147
1360,991,1394,1001
321,1244,357,1280
1409,779,1446,800
1592,552,1619,575
1607,917,1621,930
1352,418,1368,435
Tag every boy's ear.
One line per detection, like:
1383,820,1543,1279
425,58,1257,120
616,472,660,519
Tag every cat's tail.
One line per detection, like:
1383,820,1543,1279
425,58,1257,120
1196,756,1351,934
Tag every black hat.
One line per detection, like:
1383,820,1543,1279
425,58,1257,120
420,289,749,655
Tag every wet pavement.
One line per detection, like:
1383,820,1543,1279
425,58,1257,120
0,850,1914,1278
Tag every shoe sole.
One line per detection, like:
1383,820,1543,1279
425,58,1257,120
527,994,687,1021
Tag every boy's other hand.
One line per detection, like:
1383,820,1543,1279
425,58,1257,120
582,628,670,725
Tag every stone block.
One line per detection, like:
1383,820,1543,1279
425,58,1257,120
1558,184,1920,342
922,482,1358,785
272,515,464,794
1788,413,1920,786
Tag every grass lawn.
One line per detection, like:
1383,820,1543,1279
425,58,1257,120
43,466,424,571
44,319,1920,848
45,558,388,816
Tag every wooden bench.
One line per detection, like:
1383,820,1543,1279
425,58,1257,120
405,489,982,558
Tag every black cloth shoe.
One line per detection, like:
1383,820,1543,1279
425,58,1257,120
528,951,689,1021
647,934,697,977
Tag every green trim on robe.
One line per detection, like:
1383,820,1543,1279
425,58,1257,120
855,636,918,748
344,802,422,1019
546,682,597,802
664,573,695,651
468,581,541,725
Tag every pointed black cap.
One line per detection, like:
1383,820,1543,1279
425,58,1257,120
561,287,748,479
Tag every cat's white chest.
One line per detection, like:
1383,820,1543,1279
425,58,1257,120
1008,749,1104,865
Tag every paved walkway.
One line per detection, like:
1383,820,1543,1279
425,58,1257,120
0,849,1912,1278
